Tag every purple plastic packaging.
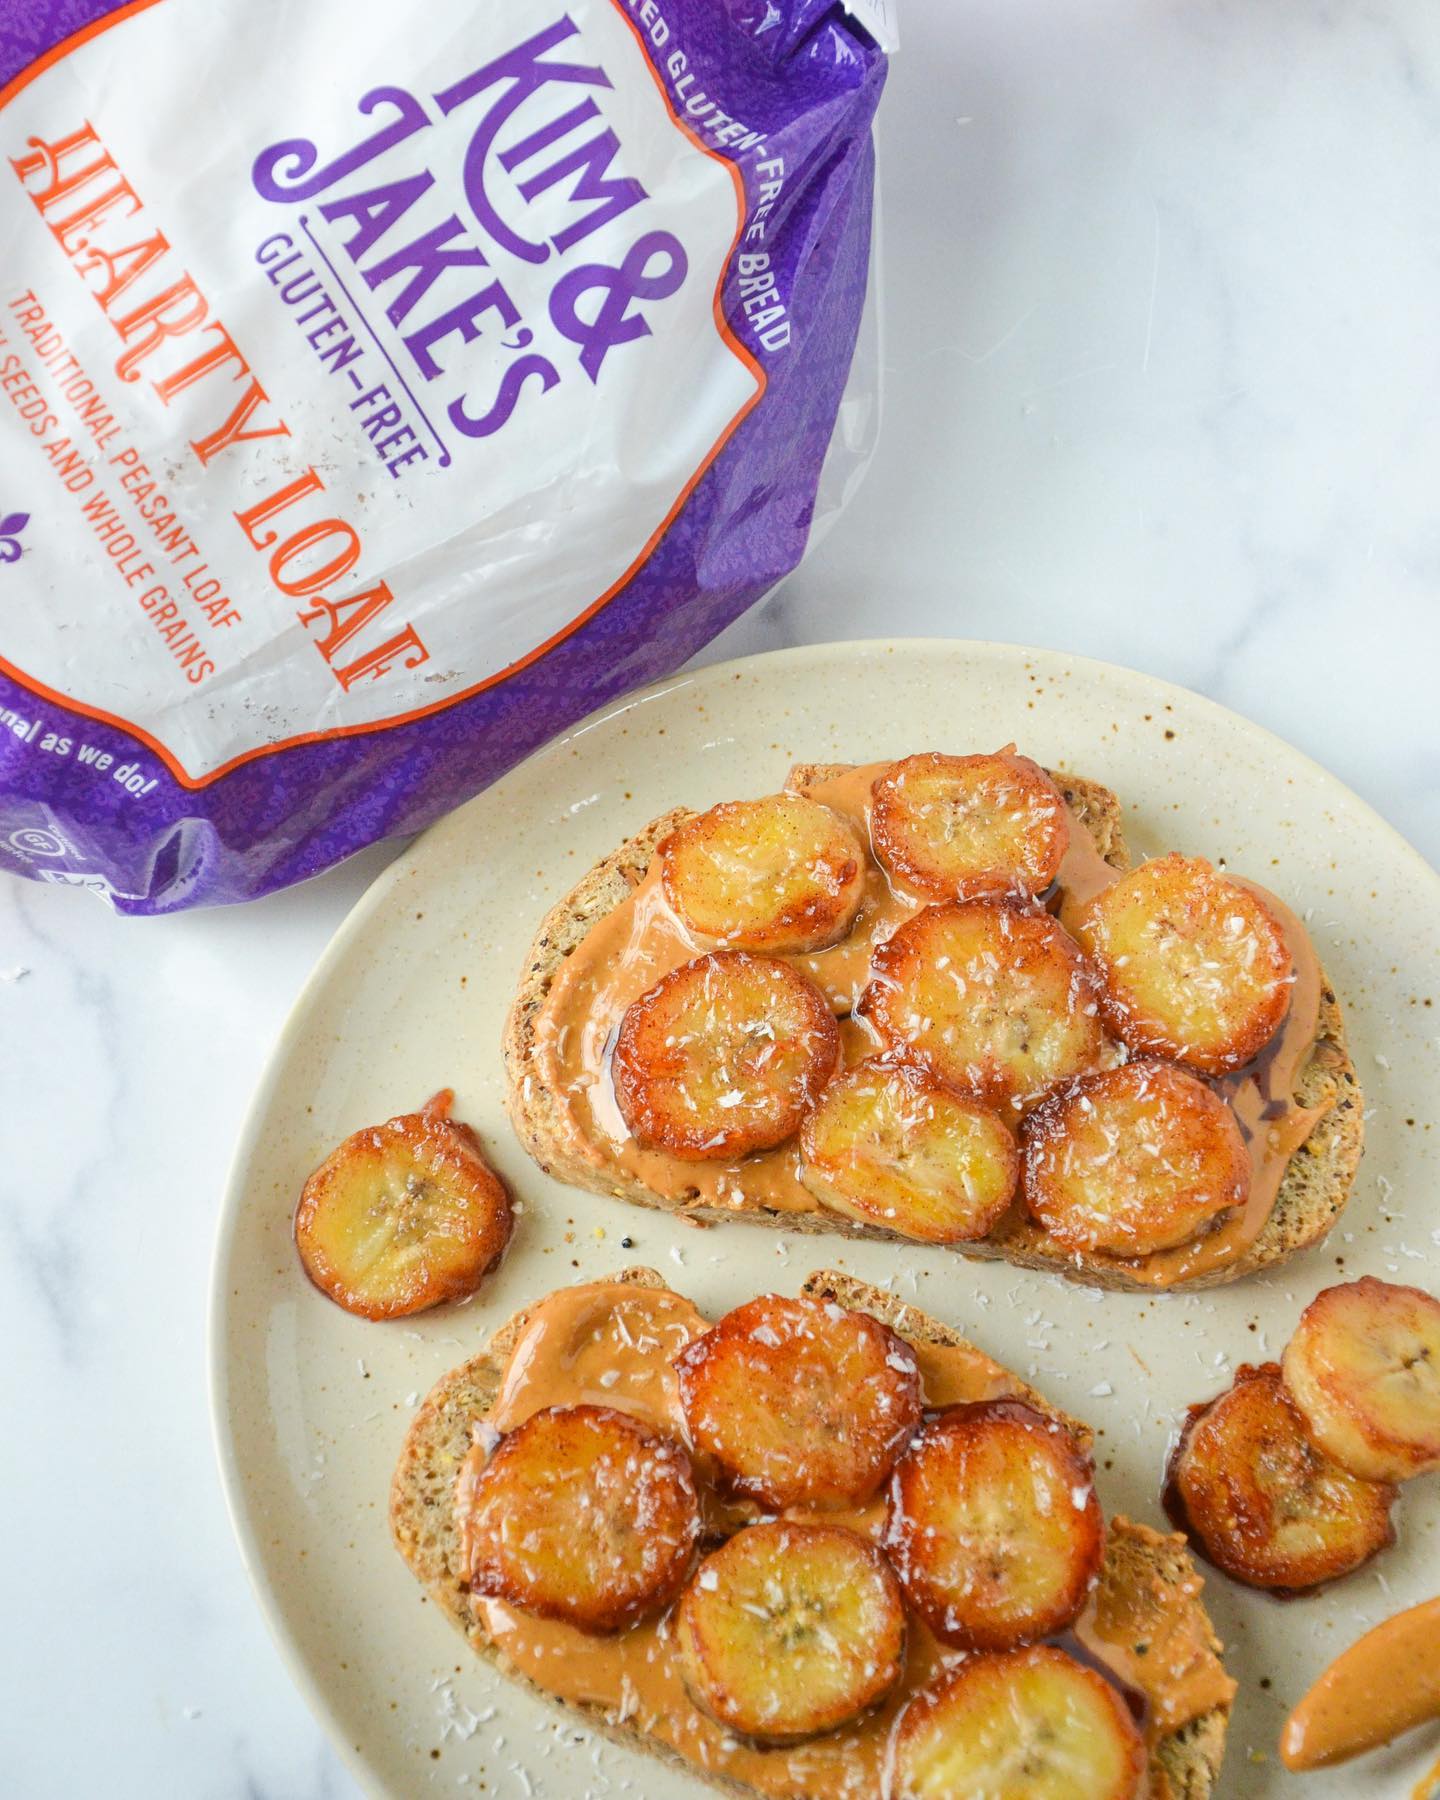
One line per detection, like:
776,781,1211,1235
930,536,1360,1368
0,0,885,911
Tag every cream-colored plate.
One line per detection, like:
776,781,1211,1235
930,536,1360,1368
211,641,1440,1799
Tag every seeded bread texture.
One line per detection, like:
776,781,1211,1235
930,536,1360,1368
502,765,1362,1292
391,1268,1232,1800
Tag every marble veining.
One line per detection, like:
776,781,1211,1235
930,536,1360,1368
5,2,1440,1795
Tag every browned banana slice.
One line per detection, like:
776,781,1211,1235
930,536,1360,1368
1068,854,1293,1075
871,750,1071,901
674,1292,921,1509
659,794,867,953
612,951,839,1160
676,1521,905,1743
1020,1060,1250,1256
884,1400,1103,1650
890,1645,1146,1800
1282,1276,1440,1482
460,1403,700,1632
294,1090,511,1320
1166,1363,1396,1593
799,1057,1019,1243
859,901,1106,1111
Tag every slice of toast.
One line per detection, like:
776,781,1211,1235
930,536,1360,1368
503,765,1363,1291
391,1268,1233,1800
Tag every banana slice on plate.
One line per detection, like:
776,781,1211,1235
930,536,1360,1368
888,1645,1145,1800
1167,1362,1396,1593
676,1520,905,1744
1067,853,1293,1075
674,1292,922,1509
660,794,867,953
884,1399,1104,1650
612,951,840,1159
460,1403,700,1633
293,1090,512,1320
1020,1060,1250,1256
799,1058,1019,1243
859,900,1107,1111
1282,1276,1440,1482
870,750,1071,902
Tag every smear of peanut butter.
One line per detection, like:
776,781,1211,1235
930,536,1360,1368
1282,1596,1440,1771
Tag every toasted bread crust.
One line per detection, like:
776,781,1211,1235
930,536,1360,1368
391,1268,1231,1800
503,764,1362,1292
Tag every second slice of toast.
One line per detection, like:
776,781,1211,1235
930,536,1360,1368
392,1268,1234,1800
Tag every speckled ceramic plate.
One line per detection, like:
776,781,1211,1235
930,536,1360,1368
211,640,1440,1800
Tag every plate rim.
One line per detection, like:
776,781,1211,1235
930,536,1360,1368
206,634,1440,1799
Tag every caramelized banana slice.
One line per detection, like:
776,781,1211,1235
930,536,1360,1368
884,1400,1103,1650
675,1292,921,1509
1068,854,1293,1075
890,1645,1145,1800
871,751,1071,901
677,1521,906,1744
461,1404,700,1632
859,901,1106,1110
799,1058,1019,1243
612,952,839,1160
660,794,867,953
1021,1060,1250,1256
1282,1277,1440,1482
294,1090,512,1320
1167,1363,1396,1593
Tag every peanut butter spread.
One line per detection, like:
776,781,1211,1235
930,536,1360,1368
1281,1595,1440,1771
455,1281,1233,1798
529,758,1327,1286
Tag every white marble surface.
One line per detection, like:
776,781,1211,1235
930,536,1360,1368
5,3,1440,1795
